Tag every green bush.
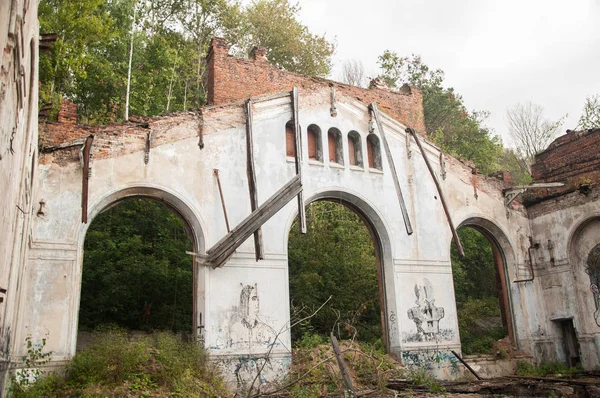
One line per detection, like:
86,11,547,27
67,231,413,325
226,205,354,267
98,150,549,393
295,332,325,349
68,328,151,385
153,332,226,396
9,330,227,397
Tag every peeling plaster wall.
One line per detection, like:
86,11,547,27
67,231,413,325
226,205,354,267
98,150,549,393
22,89,538,385
527,189,600,369
0,0,39,388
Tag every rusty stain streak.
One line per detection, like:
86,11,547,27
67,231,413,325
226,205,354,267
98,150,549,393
81,135,94,224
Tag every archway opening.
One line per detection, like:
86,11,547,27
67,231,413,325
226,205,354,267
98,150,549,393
287,200,385,349
79,197,194,345
451,226,510,355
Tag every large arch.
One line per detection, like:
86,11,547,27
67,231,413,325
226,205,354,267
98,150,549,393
70,185,206,355
283,189,398,355
455,216,518,349
567,214,600,369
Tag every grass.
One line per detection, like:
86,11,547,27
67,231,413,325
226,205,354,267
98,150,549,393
516,360,582,377
9,328,227,398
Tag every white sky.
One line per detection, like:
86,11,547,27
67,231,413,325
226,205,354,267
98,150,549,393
294,0,600,145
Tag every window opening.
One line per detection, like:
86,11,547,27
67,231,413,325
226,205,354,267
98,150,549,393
328,128,343,165
286,120,296,157
307,124,322,161
348,131,363,167
367,134,382,170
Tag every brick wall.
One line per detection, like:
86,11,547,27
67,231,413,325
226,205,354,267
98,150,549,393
40,100,199,165
206,38,426,134
527,128,600,204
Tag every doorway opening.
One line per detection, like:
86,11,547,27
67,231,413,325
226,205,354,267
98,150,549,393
451,226,511,355
78,198,194,348
287,200,385,350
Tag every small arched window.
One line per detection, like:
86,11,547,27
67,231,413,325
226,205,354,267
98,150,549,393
327,128,343,165
347,131,363,167
286,120,296,157
307,124,322,161
367,134,382,170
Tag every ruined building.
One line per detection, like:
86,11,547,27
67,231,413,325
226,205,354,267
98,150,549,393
1,2,600,390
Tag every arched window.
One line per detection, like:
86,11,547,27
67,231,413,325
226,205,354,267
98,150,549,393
307,124,323,161
347,131,363,167
367,134,382,170
327,128,343,165
286,120,296,157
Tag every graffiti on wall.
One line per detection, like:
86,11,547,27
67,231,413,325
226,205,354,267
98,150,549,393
586,244,600,327
404,278,454,342
226,284,277,349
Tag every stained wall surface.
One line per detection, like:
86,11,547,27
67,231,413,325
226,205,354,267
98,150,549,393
5,30,600,392
26,85,535,386
0,0,39,388
526,128,600,369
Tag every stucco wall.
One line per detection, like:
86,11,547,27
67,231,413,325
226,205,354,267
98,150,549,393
24,89,537,385
0,0,39,386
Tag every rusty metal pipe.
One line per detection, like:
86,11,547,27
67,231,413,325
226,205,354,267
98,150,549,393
406,128,464,257
213,169,230,233
514,236,536,283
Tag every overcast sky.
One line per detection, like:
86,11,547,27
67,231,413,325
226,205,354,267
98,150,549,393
294,0,600,145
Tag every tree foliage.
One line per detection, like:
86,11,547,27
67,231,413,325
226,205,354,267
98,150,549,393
451,227,506,354
81,199,193,332
506,101,565,166
288,201,381,344
237,0,334,77
38,0,334,123
377,52,503,174
576,94,600,130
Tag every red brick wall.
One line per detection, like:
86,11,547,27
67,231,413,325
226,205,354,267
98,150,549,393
528,128,600,201
206,38,426,133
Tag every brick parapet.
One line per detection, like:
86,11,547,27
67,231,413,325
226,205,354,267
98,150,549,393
526,128,600,207
205,37,426,134
39,108,199,166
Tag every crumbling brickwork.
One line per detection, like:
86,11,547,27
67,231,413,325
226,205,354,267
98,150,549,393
206,38,426,134
527,128,600,207
40,102,199,165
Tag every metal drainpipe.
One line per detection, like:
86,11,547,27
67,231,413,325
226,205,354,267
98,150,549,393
515,236,537,283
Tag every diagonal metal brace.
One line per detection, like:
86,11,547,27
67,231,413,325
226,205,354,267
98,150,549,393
369,103,413,235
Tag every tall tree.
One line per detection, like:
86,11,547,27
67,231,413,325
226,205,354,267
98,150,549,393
39,0,335,122
340,59,365,87
576,94,600,130
506,101,565,166
377,52,503,174
240,0,335,77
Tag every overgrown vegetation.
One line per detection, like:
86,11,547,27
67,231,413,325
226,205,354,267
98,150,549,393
38,0,334,123
284,339,403,396
516,360,582,377
451,228,507,355
10,329,226,397
288,201,382,345
81,198,193,332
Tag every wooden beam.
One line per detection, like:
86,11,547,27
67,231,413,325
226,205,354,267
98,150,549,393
245,99,264,261
406,127,464,257
369,103,413,235
292,88,307,234
205,175,302,268
331,333,355,396
81,135,94,224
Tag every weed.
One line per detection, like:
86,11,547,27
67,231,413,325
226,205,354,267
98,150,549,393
516,360,582,377
404,367,445,393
